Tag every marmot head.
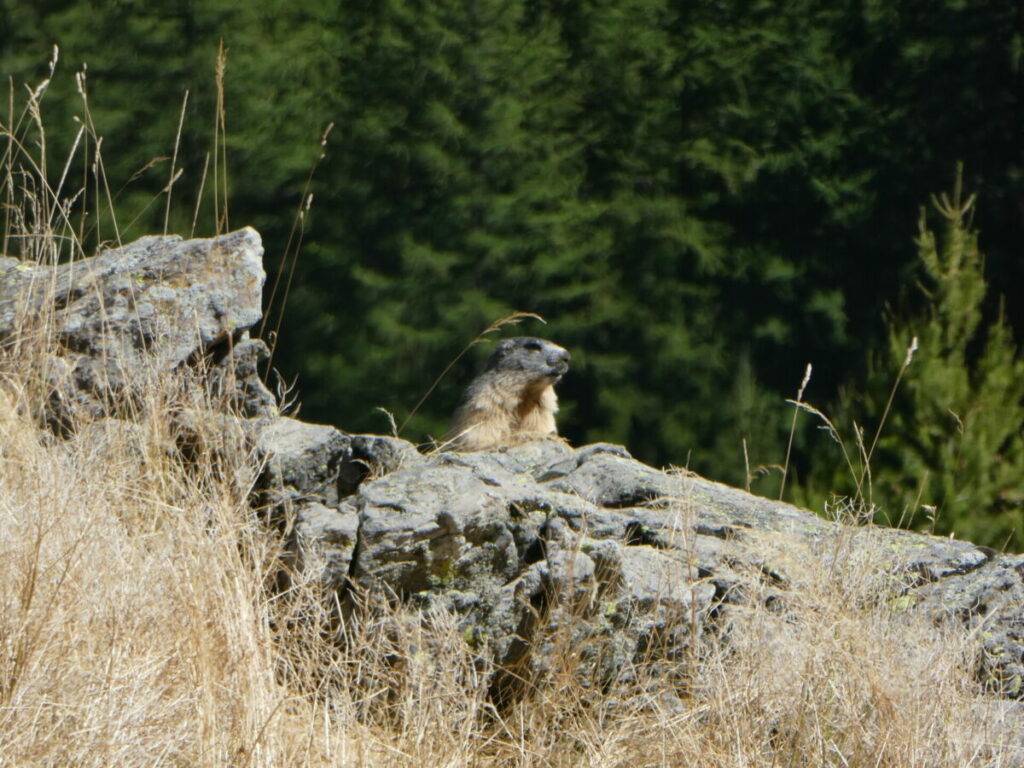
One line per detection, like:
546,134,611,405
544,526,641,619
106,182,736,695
484,337,570,382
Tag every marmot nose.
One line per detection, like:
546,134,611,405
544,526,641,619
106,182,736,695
549,348,571,366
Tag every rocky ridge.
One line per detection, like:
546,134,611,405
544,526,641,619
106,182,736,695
6,229,1023,699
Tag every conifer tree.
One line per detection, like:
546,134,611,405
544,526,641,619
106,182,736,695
2,0,1020,498
801,176,1024,549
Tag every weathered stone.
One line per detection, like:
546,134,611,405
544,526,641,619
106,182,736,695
338,434,425,496
257,416,350,506
13,225,1024,703
0,228,268,423
307,437,1024,695
294,501,360,591
207,335,277,419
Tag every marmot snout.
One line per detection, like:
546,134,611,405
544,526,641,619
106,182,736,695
487,336,570,378
445,337,570,452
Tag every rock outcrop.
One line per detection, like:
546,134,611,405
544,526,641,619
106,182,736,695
275,429,1024,697
0,228,274,424
6,229,1024,699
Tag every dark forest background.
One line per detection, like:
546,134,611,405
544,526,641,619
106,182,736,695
1,0,1022,548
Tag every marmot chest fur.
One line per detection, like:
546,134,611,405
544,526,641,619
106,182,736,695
445,337,570,452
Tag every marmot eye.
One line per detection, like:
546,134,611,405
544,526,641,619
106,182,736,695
523,340,542,351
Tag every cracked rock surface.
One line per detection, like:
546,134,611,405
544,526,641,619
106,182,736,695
0,228,273,424
266,428,1024,696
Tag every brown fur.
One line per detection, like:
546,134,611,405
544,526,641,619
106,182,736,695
445,337,570,452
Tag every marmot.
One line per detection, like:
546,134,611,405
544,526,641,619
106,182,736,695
445,336,571,452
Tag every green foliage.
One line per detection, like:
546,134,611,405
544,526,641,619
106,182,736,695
0,0,1021,544
275,0,884,480
799,176,1024,549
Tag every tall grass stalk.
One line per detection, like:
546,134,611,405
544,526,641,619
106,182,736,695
779,363,812,500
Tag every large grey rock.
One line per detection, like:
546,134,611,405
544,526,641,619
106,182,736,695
288,436,1024,696
0,228,273,421
328,444,766,682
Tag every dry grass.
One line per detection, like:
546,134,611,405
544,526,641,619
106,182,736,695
0,379,1020,766
0,60,1021,768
